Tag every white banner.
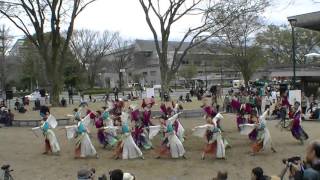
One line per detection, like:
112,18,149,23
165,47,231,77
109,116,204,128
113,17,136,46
289,90,301,107
146,88,155,98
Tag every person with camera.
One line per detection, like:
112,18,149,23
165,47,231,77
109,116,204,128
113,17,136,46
303,141,320,179
279,141,320,180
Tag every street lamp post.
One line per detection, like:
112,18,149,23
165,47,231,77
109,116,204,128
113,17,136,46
288,17,297,89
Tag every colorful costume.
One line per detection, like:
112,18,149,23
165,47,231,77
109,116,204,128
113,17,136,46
115,112,144,160
291,110,309,143
95,116,118,148
240,110,275,154
65,114,97,158
236,114,246,131
193,115,226,159
32,115,60,154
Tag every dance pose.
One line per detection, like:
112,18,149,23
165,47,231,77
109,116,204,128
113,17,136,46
290,101,309,144
193,113,226,160
155,113,186,159
129,103,153,150
239,110,276,155
32,113,60,155
236,110,246,131
114,112,144,160
95,110,118,148
65,113,98,159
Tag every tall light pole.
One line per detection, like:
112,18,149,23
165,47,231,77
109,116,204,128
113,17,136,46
288,17,297,89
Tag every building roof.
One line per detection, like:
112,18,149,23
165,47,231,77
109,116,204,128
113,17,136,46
288,11,320,31
134,39,214,53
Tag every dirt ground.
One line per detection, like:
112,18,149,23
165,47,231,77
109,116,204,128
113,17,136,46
0,114,319,180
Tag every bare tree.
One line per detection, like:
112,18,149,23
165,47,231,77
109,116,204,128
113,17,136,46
0,24,12,96
71,29,117,88
0,0,97,106
139,0,270,99
108,36,133,91
216,1,269,85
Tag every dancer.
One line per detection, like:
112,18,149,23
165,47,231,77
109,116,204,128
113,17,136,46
155,113,186,159
114,112,144,160
172,101,185,142
240,109,276,155
290,101,309,144
247,110,258,142
193,114,226,160
32,113,60,155
65,113,98,159
95,111,118,148
129,103,153,150
236,110,246,131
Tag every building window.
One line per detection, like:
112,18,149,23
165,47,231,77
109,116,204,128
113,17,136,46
194,60,202,65
182,60,189,64
150,71,157,76
142,72,148,76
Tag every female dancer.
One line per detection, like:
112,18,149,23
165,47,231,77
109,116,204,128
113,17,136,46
193,114,226,160
251,109,276,155
290,101,309,144
114,112,144,160
66,113,98,159
236,110,246,131
95,111,118,148
155,113,186,159
33,112,60,155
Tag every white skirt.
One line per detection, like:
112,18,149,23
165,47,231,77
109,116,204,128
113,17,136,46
47,129,61,153
80,133,97,157
215,134,225,158
168,133,185,158
122,133,143,159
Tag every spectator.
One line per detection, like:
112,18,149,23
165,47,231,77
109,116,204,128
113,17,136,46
109,169,123,180
98,174,108,180
190,88,194,97
256,95,262,115
61,97,67,107
89,94,92,102
304,140,320,179
113,87,119,101
39,106,50,118
109,169,135,180
77,168,95,180
79,97,88,107
185,93,192,102
14,98,20,110
265,94,272,111
301,93,308,114
68,88,74,105
212,171,228,180
34,98,41,111
178,95,185,103
7,109,13,126
251,167,270,180
224,94,231,113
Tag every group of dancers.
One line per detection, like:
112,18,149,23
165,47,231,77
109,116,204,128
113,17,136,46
32,93,310,160
235,92,309,155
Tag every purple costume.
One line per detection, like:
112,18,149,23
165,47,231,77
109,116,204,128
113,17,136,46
95,118,106,145
291,111,308,141
236,116,246,131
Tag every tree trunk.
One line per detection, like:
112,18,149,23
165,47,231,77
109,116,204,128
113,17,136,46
50,80,60,106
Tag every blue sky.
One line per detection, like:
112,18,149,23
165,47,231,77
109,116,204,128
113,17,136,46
4,0,320,41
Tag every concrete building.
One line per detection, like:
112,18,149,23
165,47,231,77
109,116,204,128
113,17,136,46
102,39,241,88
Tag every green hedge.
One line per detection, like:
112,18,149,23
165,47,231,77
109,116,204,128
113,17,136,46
82,88,111,95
